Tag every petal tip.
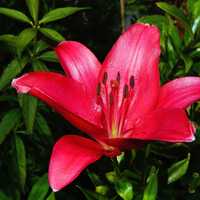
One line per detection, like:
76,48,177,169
11,75,31,94
51,187,59,192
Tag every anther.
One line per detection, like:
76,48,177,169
129,75,135,88
102,72,108,85
96,83,101,96
110,93,114,105
123,84,129,98
116,72,120,83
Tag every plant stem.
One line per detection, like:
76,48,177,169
120,0,125,32
112,158,120,177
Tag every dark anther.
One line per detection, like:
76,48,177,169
96,83,101,96
110,93,114,105
123,84,129,98
116,72,120,83
129,75,135,88
102,72,108,85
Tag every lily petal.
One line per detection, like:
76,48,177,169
56,41,101,93
12,72,106,139
157,77,200,109
128,109,195,142
48,135,104,192
101,23,161,122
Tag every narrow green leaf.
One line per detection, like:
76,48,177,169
0,109,21,144
28,174,49,200
17,28,37,53
156,2,192,33
39,28,65,42
15,135,26,191
21,95,38,134
115,179,134,200
0,191,11,200
32,60,49,71
0,57,28,90
143,167,158,200
168,153,190,184
33,40,49,54
0,34,16,46
78,186,107,200
35,113,52,137
0,7,31,24
138,15,168,29
39,51,58,62
26,0,39,22
46,192,55,200
39,7,89,24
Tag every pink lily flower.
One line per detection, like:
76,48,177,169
12,23,200,192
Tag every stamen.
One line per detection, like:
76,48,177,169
110,93,114,105
96,82,101,96
102,72,108,85
129,75,135,88
123,84,129,98
116,72,120,83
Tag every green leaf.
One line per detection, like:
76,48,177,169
39,28,65,42
35,113,52,137
96,186,108,196
106,171,118,183
0,7,31,24
0,34,17,46
138,15,168,29
78,186,108,200
26,0,39,22
28,174,49,200
0,109,21,144
33,40,49,54
17,28,37,53
168,153,190,184
0,191,11,200
21,95,38,134
46,192,55,200
115,179,134,200
39,51,58,62
143,167,158,200
32,60,49,71
0,57,28,90
156,2,192,33
39,7,89,24
15,135,26,191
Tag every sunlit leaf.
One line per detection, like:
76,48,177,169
0,7,31,24
39,7,89,24
39,28,65,42
28,174,49,200
26,0,39,22
143,167,158,200
168,154,190,184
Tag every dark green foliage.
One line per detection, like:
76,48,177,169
0,0,200,199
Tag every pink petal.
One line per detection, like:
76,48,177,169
48,135,104,191
157,77,200,109
12,72,106,139
100,23,161,124
128,109,195,142
55,41,101,94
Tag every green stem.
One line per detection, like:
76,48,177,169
120,0,125,32
112,158,120,177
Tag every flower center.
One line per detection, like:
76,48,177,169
96,72,135,138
